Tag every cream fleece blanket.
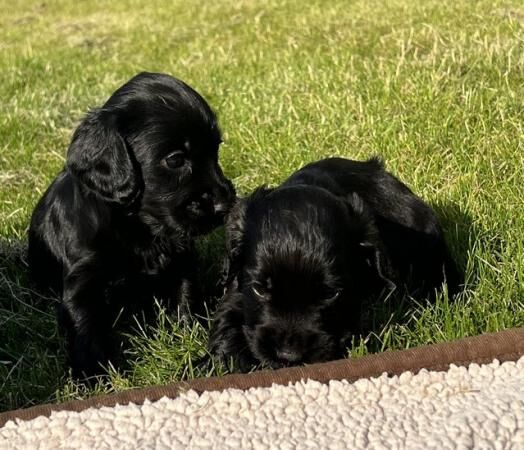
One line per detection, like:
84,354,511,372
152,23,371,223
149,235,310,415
1,357,523,449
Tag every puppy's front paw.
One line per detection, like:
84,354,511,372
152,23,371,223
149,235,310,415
70,333,115,379
211,349,257,373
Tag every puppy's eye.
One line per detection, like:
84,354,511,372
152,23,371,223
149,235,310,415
325,290,342,303
164,152,185,169
251,285,268,301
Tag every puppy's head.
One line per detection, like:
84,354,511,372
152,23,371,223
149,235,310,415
66,72,235,236
224,185,392,368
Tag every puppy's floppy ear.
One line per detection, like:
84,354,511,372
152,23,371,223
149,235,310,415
345,193,396,289
66,109,142,205
224,187,273,286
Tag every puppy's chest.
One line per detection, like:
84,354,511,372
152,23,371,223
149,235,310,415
131,237,190,276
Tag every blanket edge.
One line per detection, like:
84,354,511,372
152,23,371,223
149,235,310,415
1,327,522,427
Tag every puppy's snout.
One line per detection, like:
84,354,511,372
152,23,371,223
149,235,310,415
211,180,235,217
215,178,236,206
213,201,232,215
197,192,232,217
274,334,305,364
275,348,303,364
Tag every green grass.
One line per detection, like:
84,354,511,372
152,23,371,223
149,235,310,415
1,0,523,412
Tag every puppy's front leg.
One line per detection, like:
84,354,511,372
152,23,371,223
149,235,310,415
209,292,256,372
62,257,114,378
175,276,197,324
166,251,202,323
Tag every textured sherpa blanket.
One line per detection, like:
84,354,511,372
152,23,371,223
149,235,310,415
1,357,523,449
1,329,523,449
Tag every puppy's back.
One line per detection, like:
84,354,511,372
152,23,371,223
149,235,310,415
28,171,70,292
28,171,108,292
283,157,463,297
285,157,439,235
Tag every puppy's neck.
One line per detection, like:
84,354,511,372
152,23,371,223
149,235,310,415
115,209,192,253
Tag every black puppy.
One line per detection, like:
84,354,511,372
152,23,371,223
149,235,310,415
28,72,235,377
209,157,461,370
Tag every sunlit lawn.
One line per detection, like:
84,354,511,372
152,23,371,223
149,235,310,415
1,0,523,412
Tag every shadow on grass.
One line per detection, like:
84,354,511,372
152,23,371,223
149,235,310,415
349,200,477,357
0,238,66,413
0,203,485,412
0,229,230,413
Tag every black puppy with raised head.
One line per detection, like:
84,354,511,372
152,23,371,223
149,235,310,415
209,157,461,370
28,72,235,376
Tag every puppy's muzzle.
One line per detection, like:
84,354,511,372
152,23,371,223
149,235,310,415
186,192,234,220
275,348,304,365
213,200,233,216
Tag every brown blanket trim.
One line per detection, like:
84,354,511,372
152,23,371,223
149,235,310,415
1,327,523,428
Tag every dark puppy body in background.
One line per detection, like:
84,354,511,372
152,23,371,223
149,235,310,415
209,157,461,370
28,72,235,377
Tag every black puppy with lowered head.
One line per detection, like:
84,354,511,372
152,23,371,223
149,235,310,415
28,72,235,377
209,157,461,370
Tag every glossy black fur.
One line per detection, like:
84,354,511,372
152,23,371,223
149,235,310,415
28,72,235,377
209,157,462,370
